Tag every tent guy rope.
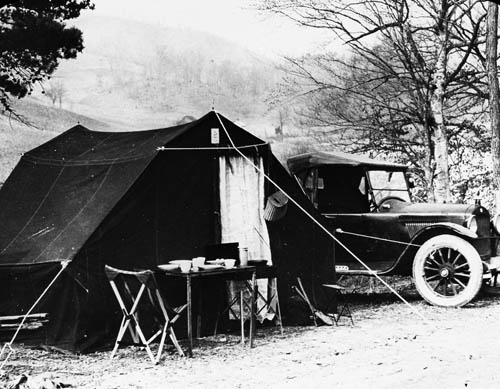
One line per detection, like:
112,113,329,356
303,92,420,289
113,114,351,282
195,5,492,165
336,228,422,247
0,260,70,371
157,142,268,151
214,111,432,326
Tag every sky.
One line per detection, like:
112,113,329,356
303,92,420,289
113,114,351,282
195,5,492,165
84,0,334,57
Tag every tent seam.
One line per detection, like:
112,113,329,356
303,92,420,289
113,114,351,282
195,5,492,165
31,164,116,263
22,153,158,166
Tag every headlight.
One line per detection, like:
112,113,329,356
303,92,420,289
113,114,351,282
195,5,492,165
492,214,500,234
467,215,478,233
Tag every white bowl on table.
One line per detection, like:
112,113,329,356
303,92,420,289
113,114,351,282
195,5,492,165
168,260,192,273
224,259,236,269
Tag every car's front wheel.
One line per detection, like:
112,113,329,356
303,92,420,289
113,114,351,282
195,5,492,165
413,234,483,307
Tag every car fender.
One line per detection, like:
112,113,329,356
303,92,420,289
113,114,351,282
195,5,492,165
383,222,477,276
411,222,478,241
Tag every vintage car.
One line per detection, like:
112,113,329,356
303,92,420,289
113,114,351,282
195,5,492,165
287,151,500,307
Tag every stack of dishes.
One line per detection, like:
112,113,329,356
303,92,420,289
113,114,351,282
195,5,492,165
157,264,178,271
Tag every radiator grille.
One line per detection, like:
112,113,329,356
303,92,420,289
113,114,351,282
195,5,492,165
405,222,435,237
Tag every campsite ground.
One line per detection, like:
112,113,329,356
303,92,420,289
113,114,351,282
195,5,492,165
2,278,500,389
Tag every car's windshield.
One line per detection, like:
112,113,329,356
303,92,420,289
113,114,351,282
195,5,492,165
368,170,411,205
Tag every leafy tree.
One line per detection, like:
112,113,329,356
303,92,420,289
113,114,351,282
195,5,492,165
0,0,94,113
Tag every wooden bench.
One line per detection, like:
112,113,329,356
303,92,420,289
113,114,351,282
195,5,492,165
0,313,49,331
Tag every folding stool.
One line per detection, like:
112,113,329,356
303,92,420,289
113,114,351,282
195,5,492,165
322,283,354,325
105,265,187,363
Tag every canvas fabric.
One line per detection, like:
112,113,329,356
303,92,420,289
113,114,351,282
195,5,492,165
0,111,334,351
219,155,273,321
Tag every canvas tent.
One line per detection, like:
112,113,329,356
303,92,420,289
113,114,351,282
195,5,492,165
0,111,334,352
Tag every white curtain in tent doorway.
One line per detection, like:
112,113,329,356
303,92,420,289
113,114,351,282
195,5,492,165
219,155,271,262
219,155,274,321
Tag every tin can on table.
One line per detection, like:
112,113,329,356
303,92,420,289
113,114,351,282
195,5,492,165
238,247,249,266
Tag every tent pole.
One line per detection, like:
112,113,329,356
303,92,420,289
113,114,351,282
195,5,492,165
213,155,221,244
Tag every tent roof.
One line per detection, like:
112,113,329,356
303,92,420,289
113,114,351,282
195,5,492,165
287,151,407,173
26,111,266,166
0,111,267,266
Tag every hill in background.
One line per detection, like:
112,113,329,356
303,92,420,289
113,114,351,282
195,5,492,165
38,14,285,134
0,14,319,183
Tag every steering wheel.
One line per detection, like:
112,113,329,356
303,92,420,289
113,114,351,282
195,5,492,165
377,196,407,212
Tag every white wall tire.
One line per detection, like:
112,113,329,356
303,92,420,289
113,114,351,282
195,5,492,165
413,234,483,307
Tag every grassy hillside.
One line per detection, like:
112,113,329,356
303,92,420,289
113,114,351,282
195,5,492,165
0,14,317,183
36,14,284,133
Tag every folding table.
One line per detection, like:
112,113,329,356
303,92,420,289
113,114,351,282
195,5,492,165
218,265,282,335
254,265,283,333
161,265,257,357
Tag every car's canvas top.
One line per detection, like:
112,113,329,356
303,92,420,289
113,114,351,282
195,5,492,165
287,151,408,173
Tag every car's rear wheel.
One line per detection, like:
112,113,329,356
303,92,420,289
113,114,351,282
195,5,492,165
413,234,483,307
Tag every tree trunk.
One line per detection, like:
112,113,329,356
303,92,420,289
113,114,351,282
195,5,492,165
430,29,451,203
487,2,500,199
424,122,435,201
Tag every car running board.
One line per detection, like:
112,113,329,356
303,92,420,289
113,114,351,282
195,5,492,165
335,265,381,276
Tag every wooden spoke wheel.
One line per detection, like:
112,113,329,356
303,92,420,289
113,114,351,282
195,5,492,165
413,234,483,307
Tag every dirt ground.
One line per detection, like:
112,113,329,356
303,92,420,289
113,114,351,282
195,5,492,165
2,279,500,389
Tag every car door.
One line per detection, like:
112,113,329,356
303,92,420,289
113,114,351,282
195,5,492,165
313,166,382,270
316,167,408,272
323,212,408,272
323,213,374,270
296,166,409,272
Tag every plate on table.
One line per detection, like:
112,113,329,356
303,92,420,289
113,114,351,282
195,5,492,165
169,260,192,265
157,264,178,271
207,259,225,265
198,264,224,270
248,259,268,266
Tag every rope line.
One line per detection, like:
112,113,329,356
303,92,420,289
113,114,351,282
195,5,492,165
156,142,268,151
335,228,421,247
214,111,432,325
0,260,69,371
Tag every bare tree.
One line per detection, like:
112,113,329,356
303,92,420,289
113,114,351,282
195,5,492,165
44,80,67,108
486,1,500,206
259,0,488,202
